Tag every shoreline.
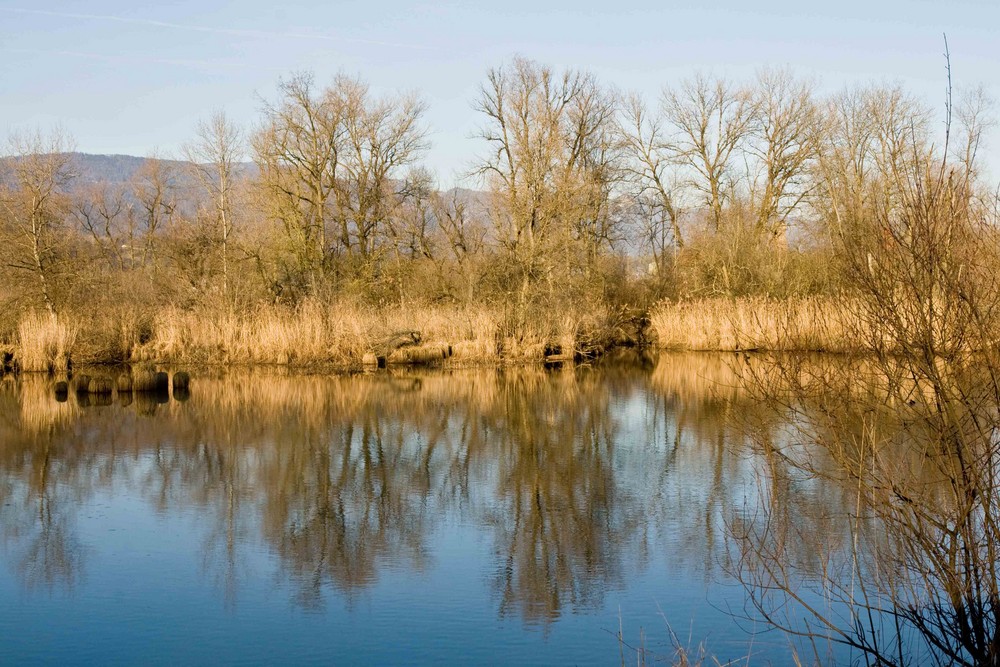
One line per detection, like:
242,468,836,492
1,296,861,375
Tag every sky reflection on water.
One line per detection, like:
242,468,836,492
0,356,858,664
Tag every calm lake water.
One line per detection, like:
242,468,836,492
0,354,859,665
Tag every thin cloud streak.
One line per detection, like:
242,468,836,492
3,7,437,51
3,47,285,71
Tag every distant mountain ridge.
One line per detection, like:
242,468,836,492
1,153,488,219
62,153,257,188
67,153,194,184
53,153,479,197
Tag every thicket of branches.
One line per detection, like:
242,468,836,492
0,59,994,341
732,63,1000,663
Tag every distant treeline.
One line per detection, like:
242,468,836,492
0,58,994,366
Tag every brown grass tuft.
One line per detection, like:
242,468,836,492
16,313,79,372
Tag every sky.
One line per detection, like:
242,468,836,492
1,0,998,187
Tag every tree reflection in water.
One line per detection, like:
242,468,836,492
0,356,873,645
0,376,86,592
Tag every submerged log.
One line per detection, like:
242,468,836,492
543,342,575,363
362,352,386,368
387,342,451,366
381,331,422,352
363,331,423,369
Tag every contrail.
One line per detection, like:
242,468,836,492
2,7,437,51
3,46,286,71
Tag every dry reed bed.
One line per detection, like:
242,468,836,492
15,313,79,372
649,297,856,352
9,298,863,369
129,302,600,367
130,303,497,365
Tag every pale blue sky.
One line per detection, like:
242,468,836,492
1,1,998,185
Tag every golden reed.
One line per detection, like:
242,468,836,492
15,313,78,373
649,296,856,352
126,300,585,366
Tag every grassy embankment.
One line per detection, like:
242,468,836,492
5,300,621,372
3,296,862,374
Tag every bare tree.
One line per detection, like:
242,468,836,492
72,182,134,272
736,96,1000,665
474,57,620,308
663,74,755,232
185,111,244,299
131,155,179,268
432,186,488,303
619,92,686,272
254,72,342,286
953,86,995,185
254,72,427,294
746,68,819,240
333,79,427,262
814,84,932,241
0,130,75,315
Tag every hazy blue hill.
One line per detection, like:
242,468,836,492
0,152,209,191
4,152,489,213
65,153,259,190
66,154,482,197
69,153,176,184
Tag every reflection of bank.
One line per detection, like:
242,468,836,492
0,361,866,633
133,389,170,416
0,371,195,596
12,374,80,433
46,369,193,416
0,378,88,593
2,481,87,593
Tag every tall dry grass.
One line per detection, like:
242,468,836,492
129,300,592,366
649,297,855,352
15,313,78,372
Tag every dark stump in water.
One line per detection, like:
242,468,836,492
172,371,191,391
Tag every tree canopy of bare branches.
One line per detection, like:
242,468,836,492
253,72,427,296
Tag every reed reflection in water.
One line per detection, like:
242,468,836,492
0,355,874,664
